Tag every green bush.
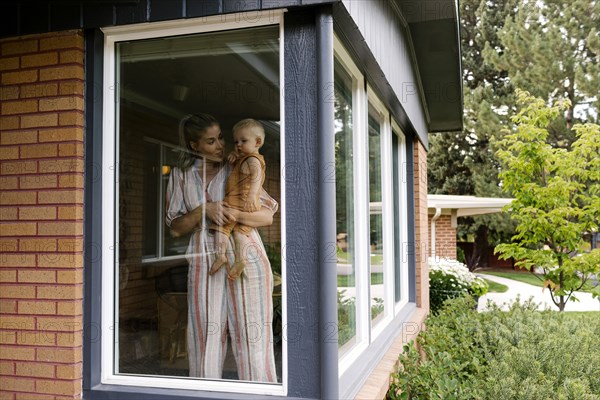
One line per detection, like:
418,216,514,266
429,258,488,314
388,297,600,399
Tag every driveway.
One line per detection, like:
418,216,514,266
477,273,600,312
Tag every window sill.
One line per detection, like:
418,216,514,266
352,306,428,400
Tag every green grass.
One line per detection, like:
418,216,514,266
482,271,597,293
483,278,509,293
338,273,383,287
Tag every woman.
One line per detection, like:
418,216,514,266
165,113,278,382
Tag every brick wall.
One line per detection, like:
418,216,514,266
0,30,84,400
427,214,456,259
413,140,428,310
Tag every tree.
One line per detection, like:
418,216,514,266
495,90,600,311
428,0,518,268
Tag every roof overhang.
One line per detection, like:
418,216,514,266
397,0,463,132
427,194,513,217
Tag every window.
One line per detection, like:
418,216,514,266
101,12,286,395
334,37,412,394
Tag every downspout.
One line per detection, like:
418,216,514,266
430,207,442,258
316,7,339,400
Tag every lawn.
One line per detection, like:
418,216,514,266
481,270,597,293
338,273,383,287
483,278,509,293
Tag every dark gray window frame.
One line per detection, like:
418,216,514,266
83,6,338,400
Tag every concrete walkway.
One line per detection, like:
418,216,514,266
477,273,600,312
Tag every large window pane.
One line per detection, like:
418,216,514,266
368,107,385,327
334,61,357,355
116,25,282,383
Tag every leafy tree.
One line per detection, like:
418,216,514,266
495,90,600,311
484,0,600,145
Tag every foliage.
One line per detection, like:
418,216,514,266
429,0,600,268
429,258,489,314
388,296,600,399
495,90,600,310
337,290,356,347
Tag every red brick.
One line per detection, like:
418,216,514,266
39,35,83,51
0,300,17,313
37,189,83,204
1,253,36,267
58,111,84,126
19,238,57,253
2,40,38,56
39,65,83,81
1,70,37,85
58,81,83,96
38,159,83,174
20,143,57,159
0,315,35,330
37,222,82,236
0,176,18,189
0,56,20,71
59,50,84,64
17,301,56,315
0,116,20,131
38,127,81,142
36,347,82,364
21,52,58,68
0,146,19,160
57,205,83,220
2,99,38,115
39,96,83,112
0,270,17,283
37,254,83,269
0,130,37,145
0,192,37,205
20,113,58,128
0,161,37,175
19,83,58,98
18,206,56,220
58,143,83,158
0,85,19,100
0,377,34,392
18,270,55,283
19,176,58,190
15,362,55,378
0,285,35,299
55,363,82,379
37,285,82,300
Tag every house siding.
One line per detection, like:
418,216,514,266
341,0,429,144
0,30,84,400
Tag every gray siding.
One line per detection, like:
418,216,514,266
341,0,428,139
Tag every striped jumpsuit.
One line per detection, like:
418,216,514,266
165,160,278,382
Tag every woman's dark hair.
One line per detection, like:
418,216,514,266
177,113,219,169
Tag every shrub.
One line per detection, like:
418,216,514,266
429,257,488,313
387,296,600,399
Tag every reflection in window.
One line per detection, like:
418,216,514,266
115,25,282,383
368,108,384,327
334,61,357,355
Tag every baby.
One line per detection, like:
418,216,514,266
210,119,267,280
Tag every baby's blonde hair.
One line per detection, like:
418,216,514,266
233,119,265,144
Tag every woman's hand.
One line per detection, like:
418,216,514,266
205,201,236,227
223,205,273,228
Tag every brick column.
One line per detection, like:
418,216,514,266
413,140,428,310
428,214,457,259
1,30,84,400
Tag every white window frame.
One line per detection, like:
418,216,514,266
366,86,394,341
335,38,415,397
391,120,409,313
101,10,287,396
334,36,370,374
